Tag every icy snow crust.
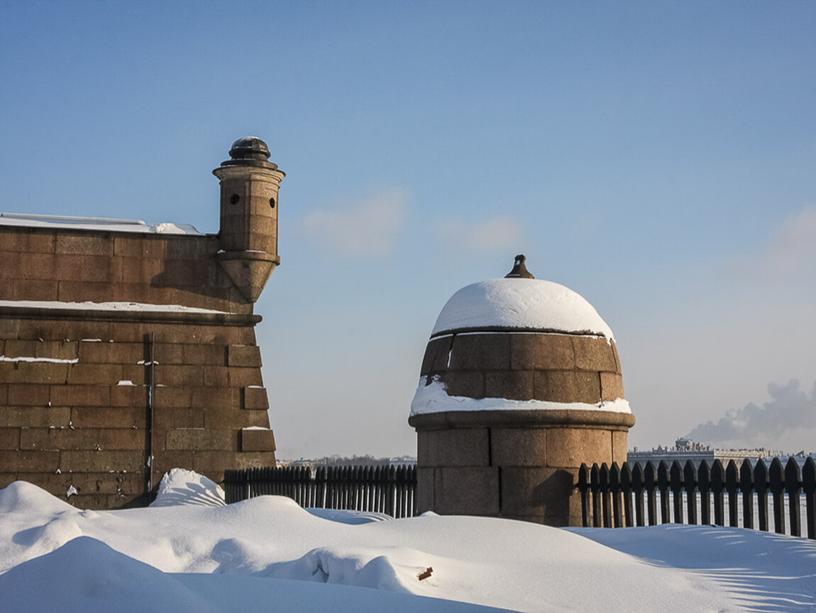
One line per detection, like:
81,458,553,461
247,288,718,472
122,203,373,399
0,212,201,235
410,378,631,416
431,278,615,340
0,479,781,612
0,299,226,314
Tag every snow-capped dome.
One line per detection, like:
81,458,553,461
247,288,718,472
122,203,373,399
432,277,614,340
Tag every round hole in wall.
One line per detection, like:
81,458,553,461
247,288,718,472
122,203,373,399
269,197,276,209
229,194,240,205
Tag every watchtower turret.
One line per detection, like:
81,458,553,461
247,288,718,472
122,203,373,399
213,136,285,302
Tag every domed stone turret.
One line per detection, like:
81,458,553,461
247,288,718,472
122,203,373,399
409,256,635,526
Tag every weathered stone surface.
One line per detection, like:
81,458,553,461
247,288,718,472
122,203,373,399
420,337,452,375
227,345,261,367
499,467,574,520
8,384,51,406
60,450,144,472
241,428,276,452
242,386,268,410
537,371,601,404
600,372,624,401
0,407,71,427
442,371,484,398
0,427,20,449
67,364,123,385
612,430,628,465
510,334,574,370
545,428,612,468
51,385,111,407
484,370,534,400
71,407,144,428
417,428,489,467
166,428,237,451
0,450,60,471
433,467,499,515
449,334,510,371
572,336,617,372
20,427,144,451
491,428,547,466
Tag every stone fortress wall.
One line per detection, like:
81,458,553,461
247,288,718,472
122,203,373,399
0,137,281,508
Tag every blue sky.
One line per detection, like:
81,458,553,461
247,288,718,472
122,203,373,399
2,2,815,457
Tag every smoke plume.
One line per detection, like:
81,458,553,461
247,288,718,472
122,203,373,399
686,379,816,449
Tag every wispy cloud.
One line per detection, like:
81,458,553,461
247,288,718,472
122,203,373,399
434,215,524,252
757,207,816,277
302,190,407,256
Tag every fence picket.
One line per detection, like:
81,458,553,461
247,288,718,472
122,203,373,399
740,459,754,530
803,458,815,540
785,458,802,537
754,459,769,532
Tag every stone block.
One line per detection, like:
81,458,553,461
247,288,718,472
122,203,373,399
153,386,192,408
202,366,230,387
182,344,227,365
420,337,452,375
241,386,268,410
5,340,78,360
0,428,19,449
20,427,144,451
60,450,145,472
442,371,484,398
153,450,194,476
500,466,574,522
537,371,601,404
71,406,144,428
0,362,69,384
227,367,262,387
166,428,237,451
0,229,55,254
153,407,205,430
241,428,276,452
194,387,238,410
546,428,612,468
227,345,261,367
611,430,629,465
8,384,51,406
484,370,534,400
449,334,510,371
433,467,499,515
0,450,59,471
492,428,547,466
417,428,489,467
155,365,203,387
55,235,113,256
51,385,111,407
118,257,165,284
611,341,622,374
79,342,144,364
3,253,55,281
600,372,624,401
510,334,575,370
572,336,617,372
205,407,268,429
416,467,435,513
67,364,123,385
153,343,184,364
0,279,58,301
113,236,167,258
0,407,71,427
0,473,18,488
55,255,116,282
110,385,147,407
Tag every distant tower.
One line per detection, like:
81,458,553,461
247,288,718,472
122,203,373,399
213,136,285,302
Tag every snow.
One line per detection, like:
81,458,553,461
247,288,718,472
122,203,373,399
0,212,201,235
0,355,79,364
117,380,136,386
3,478,798,612
410,376,631,416
431,278,615,340
0,299,226,314
150,469,226,508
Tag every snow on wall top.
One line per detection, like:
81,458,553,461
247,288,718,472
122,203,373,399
0,212,201,235
0,299,226,314
431,278,615,340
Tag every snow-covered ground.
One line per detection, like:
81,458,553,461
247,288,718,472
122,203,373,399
0,471,814,612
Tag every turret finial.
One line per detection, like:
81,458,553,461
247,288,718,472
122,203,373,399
505,254,534,279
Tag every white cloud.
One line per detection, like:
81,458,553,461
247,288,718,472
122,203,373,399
434,215,524,252
759,207,816,277
302,190,407,256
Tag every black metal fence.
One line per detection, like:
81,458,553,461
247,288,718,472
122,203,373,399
577,457,816,538
223,465,417,518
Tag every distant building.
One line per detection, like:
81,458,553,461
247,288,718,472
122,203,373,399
627,437,781,468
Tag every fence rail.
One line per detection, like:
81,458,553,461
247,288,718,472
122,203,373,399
577,457,816,538
223,465,417,518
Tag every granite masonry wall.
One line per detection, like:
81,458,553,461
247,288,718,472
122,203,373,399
410,330,635,526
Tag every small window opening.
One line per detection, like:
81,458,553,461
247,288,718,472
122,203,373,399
229,194,240,205
269,197,276,209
